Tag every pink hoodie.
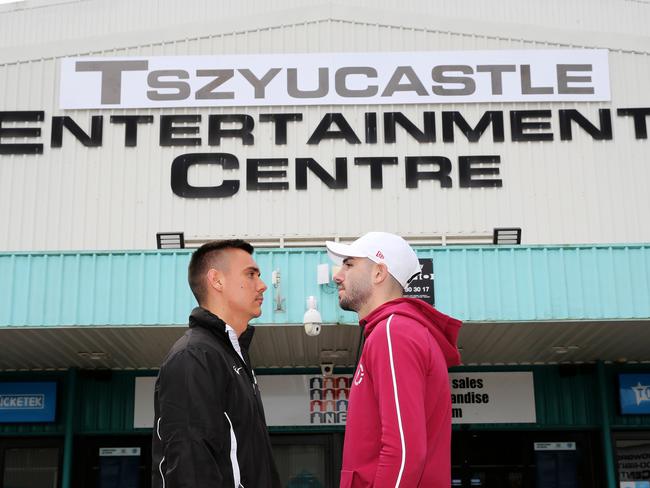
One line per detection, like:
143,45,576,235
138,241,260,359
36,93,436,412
340,298,462,488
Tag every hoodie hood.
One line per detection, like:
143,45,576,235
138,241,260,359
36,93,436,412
361,298,462,367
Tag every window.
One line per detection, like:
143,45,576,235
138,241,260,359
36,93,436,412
2,447,59,488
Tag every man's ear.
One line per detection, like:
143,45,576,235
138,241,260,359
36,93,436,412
207,268,224,292
373,263,390,285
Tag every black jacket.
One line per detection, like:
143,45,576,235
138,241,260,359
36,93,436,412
152,307,281,488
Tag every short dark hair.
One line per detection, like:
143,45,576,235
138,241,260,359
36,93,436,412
188,239,254,304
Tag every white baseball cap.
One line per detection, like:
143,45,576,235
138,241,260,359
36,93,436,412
326,232,421,289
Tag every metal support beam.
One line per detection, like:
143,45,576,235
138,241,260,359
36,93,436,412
597,361,617,488
61,368,77,488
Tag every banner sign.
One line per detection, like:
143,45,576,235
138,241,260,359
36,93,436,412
619,374,650,415
135,372,535,427
59,49,610,109
0,382,57,423
259,371,535,426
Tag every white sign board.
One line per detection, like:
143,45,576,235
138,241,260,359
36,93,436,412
450,372,536,424
133,376,156,429
134,371,535,428
60,50,610,109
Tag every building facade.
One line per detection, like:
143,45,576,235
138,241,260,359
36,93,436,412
1,1,649,487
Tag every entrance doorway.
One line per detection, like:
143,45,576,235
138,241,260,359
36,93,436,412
452,431,602,488
74,435,151,488
271,433,343,488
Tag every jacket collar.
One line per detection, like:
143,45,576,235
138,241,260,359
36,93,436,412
189,306,256,352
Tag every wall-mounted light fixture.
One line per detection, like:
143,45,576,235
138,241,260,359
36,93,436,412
493,228,521,245
156,232,185,249
78,351,109,361
271,269,284,311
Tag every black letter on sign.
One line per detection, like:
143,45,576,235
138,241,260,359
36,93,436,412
171,153,240,198
296,158,348,190
247,159,289,191
160,115,201,146
384,112,435,144
208,114,254,146
0,111,44,155
617,107,650,139
259,113,303,145
510,111,553,142
307,113,361,144
354,157,398,189
442,111,504,143
559,109,612,141
110,115,154,147
405,157,452,188
365,113,378,144
459,155,502,188
51,116,103,147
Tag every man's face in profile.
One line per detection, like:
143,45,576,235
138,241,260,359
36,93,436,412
333,257,373,312
219,249,267,321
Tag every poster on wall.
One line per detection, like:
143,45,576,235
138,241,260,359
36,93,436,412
404,258,434,305
260,375,352,426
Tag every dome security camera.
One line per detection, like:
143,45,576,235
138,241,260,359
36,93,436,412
304,321,321,336
303,296,322,336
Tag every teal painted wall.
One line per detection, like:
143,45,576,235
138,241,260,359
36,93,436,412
2,244,649,328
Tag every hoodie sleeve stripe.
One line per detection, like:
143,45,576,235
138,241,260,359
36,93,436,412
385,314,407,487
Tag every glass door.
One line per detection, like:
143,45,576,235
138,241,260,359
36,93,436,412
73,436,151,488
613,431,650,488
452,431,601,488
271,433,343,488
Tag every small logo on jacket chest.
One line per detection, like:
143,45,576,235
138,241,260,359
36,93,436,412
233,365,243,375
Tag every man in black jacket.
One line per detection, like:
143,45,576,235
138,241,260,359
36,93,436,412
152,239,281,488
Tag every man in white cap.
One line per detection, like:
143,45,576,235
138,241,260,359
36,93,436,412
326,232,462,488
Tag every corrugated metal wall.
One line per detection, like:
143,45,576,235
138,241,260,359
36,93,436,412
1,244,649,327
0,1,649,250
75,371,143,433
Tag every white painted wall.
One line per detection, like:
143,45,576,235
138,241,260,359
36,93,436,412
0,0,648,250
